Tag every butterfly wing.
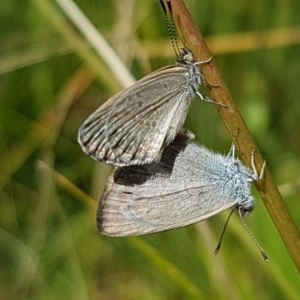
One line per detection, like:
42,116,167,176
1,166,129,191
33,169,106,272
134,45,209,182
97,134,238,236
78,66,195,166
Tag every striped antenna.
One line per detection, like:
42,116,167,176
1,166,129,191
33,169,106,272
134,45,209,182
214,207,269,262
160,0,181,58
238,208,269,262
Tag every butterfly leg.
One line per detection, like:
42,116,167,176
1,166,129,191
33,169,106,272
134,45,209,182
251,149,266,181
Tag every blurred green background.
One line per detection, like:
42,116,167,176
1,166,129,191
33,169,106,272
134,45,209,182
1,0,300,299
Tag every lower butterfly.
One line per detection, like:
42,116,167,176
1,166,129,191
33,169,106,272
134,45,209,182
97,132,264,236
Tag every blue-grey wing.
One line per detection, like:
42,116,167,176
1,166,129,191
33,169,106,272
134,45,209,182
98,134,238,236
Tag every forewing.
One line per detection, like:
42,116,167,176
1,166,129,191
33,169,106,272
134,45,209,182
78,67,192,166
97,134,238,236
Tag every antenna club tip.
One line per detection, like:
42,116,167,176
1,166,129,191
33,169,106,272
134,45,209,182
262,253,270,262
214,247,220,255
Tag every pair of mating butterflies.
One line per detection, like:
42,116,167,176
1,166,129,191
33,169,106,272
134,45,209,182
78,47,262,239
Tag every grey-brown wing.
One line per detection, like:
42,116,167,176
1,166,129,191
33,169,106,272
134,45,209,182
78,67,193,166
97,134,238,236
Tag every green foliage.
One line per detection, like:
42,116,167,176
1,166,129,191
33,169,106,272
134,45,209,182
0,0,299,299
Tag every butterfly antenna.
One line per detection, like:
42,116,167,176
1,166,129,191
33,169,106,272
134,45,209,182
160,0,180,57
238,208,269,262
214,208,236,255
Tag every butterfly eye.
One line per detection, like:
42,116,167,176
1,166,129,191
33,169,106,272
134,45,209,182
179,48,194,63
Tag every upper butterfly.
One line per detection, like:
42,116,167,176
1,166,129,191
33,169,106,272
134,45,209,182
78,48,216,167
